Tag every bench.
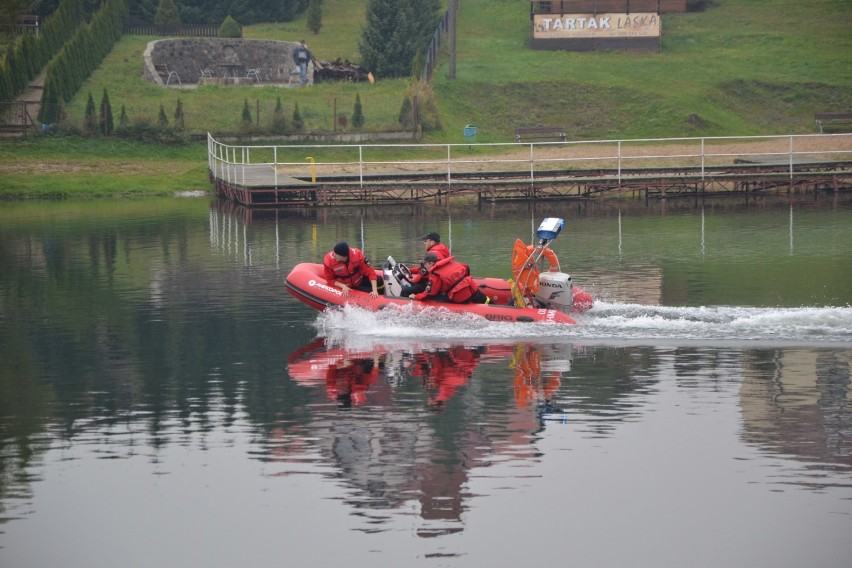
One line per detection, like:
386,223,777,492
814,113,852,133
514,126,566,143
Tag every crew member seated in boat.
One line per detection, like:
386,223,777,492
409,252,490,304
422,232,451,260
401,232,451,297
324,241,384,298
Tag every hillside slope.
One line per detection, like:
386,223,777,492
430,0,852,141
57,0,852,143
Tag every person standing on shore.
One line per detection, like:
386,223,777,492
294,39,312,86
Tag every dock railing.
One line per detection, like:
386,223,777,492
207,133,852,190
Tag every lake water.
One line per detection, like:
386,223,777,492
1,194,850,567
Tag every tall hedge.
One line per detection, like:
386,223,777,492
38,0,127,124
0,0,86,102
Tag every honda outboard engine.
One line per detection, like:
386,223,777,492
534,272,573,312
538,343,573,373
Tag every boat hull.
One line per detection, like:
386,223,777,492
284,263,592,325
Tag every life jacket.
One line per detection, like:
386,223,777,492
511,239,560,304
409,242,452,285
428,243,451,260
323,247,374,289
429,256,477,303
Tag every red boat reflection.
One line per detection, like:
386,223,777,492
287,337,573,410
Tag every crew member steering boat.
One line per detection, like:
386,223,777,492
409,253,489,304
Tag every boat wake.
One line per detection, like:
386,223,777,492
313,302,852,347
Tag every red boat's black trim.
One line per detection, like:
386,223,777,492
285,278,333,310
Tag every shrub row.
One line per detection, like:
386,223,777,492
37,0,126,125
0,0,87,102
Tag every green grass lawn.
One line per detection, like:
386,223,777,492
60,0,852,141
1,0,850,197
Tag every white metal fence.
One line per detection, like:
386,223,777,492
208,133,852,189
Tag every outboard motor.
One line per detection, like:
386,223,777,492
538,343,573,373
534,272,573,312
536,217,564,241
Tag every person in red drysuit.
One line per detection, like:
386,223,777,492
400,232,451,297
410,253,489,304
323,241,383,298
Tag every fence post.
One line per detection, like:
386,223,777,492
529,144,535,191
359,145,364,188
789,135,794,179
273,146,279,188
617,140,622,185
446,145,452,191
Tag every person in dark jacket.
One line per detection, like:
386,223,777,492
410,253,489,304
323,241,383,298
293,39,312,85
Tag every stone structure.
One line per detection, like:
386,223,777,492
142,38,311,86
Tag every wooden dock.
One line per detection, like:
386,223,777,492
207,134,852,206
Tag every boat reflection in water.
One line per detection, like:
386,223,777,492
288,337,572,412
284,337,575,535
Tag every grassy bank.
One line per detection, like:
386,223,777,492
0,138,209,197
1,0,850,197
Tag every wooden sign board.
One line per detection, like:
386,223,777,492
530,12,661,51
533,13,660,39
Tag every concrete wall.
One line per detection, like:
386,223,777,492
143,38,312,86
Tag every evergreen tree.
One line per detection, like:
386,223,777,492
158,104,168,127
99,88,114,135
133,0,311,26
119,104,129,126
241,98,252,125
219,15,242,38
410,0,441,45
128,0,158,23
351,93,364,129
359,0,440,79
292,102,303,131
307,0,322,34
174,98,185,129
154,0,181,25
0,64,13,103
272,96,288,133
37,76,60,125
84,92,97,133
398,95,412,127
5,49,26,95
410,48,424,80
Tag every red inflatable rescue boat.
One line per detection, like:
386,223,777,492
284,217,593,325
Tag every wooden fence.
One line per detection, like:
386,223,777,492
124,21,219,37
0,102,40,137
